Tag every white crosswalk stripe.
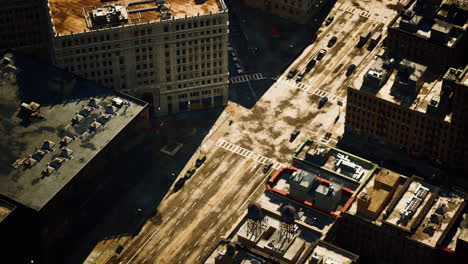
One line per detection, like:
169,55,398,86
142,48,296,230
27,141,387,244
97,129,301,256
230,73,265,84
216,139,286,170
276,77,345,103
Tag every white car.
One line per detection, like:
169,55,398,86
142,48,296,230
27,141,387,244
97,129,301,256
236,68,244,74
232,56,238,62
228,46,234,51
235,63,242,69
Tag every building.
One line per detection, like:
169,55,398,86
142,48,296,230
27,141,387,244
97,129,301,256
0,51,149,263
385,0,468,73
335,173,467,264
345,52,468,172
47,0,229,116
203,192,358,264
0,0,51,60
244,0,329,24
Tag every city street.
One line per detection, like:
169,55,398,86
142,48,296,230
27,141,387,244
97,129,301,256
82,1,408,263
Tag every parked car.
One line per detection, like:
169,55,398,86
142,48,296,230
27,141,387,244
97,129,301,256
327,36,337,47
184,167,196,179
309,33,318,43
325,16,334,26
232,55,238,62
263,163,273,173
287,69,298,79
195,154,206,167
318,96,328,108
296,72,305,82
173,178,186,192
317,49,327,60
346,64,357,76
290,130,300,142
305,59,317,72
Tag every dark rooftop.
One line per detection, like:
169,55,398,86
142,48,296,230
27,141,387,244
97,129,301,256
0,52,147,211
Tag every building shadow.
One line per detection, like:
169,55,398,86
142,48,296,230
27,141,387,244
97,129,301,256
225,0,338,109
62,108,224,263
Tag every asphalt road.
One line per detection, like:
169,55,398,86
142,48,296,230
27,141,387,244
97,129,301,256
107,146,273,264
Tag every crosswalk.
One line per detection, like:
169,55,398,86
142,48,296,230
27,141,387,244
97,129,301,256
230,73,265,84
216,139,285,170
339,3,373,20
276,76,345,103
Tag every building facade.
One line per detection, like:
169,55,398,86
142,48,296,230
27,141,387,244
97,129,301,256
244,0,328,24
345,55,468,172
385,0,468,73
47,0,229,116
0,0,51,60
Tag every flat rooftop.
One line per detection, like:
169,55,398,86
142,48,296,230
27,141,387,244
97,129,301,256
0,52,147,211
203,240,276,264
389,2,467,48
0,199,15,223
272,168,351,214
295,140,377,185
308,241,359,264
410,189,465,248
48,0,224,35
384,177,436,232
351,54,452,122
347,169,407,224
235,214,319,263
256,192,336,236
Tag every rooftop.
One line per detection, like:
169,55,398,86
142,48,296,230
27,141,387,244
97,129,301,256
389,2,467,48
236,213,319,263
410,188,465,248
0,52,147,211
203,240,276,264
256,192,336,236
48,0,224,35
308,241,359,264
351,54,452,122
271,167,352,215
294,140,377,185
348,169,407,223
384,177,437,232
0,199,15,223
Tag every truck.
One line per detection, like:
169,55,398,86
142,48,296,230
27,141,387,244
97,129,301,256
368,32,382,50
358,30,371,48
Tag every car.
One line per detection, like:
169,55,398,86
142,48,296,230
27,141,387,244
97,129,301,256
235,63,242,69
309,33,318,43
263,163,273,173
287,69,298,79
232,56,238,62
318,96,328,108
317,49,327,60
195,154,206,167
305,59,317,72
346,64,357,76
296,72,305,82
228,46,234,51
290,130,300,142
325,16,334,26
327,36,337,47
173,178,185,192
237,68,244,74
184,167,196,179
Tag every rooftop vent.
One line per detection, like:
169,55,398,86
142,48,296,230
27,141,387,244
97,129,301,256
106,106,117,114
24,157,38,168
112,98,124,107
41,140,56,152
89,121,103,131
79,106,93,117
50,158,65,169
32,149,46,161
97,114,111,125
89,4,129,28
160,12,171,20
60,148,74,159
88,97,99,108
72,114,84,124
42,166,56,176
60,136,73,147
